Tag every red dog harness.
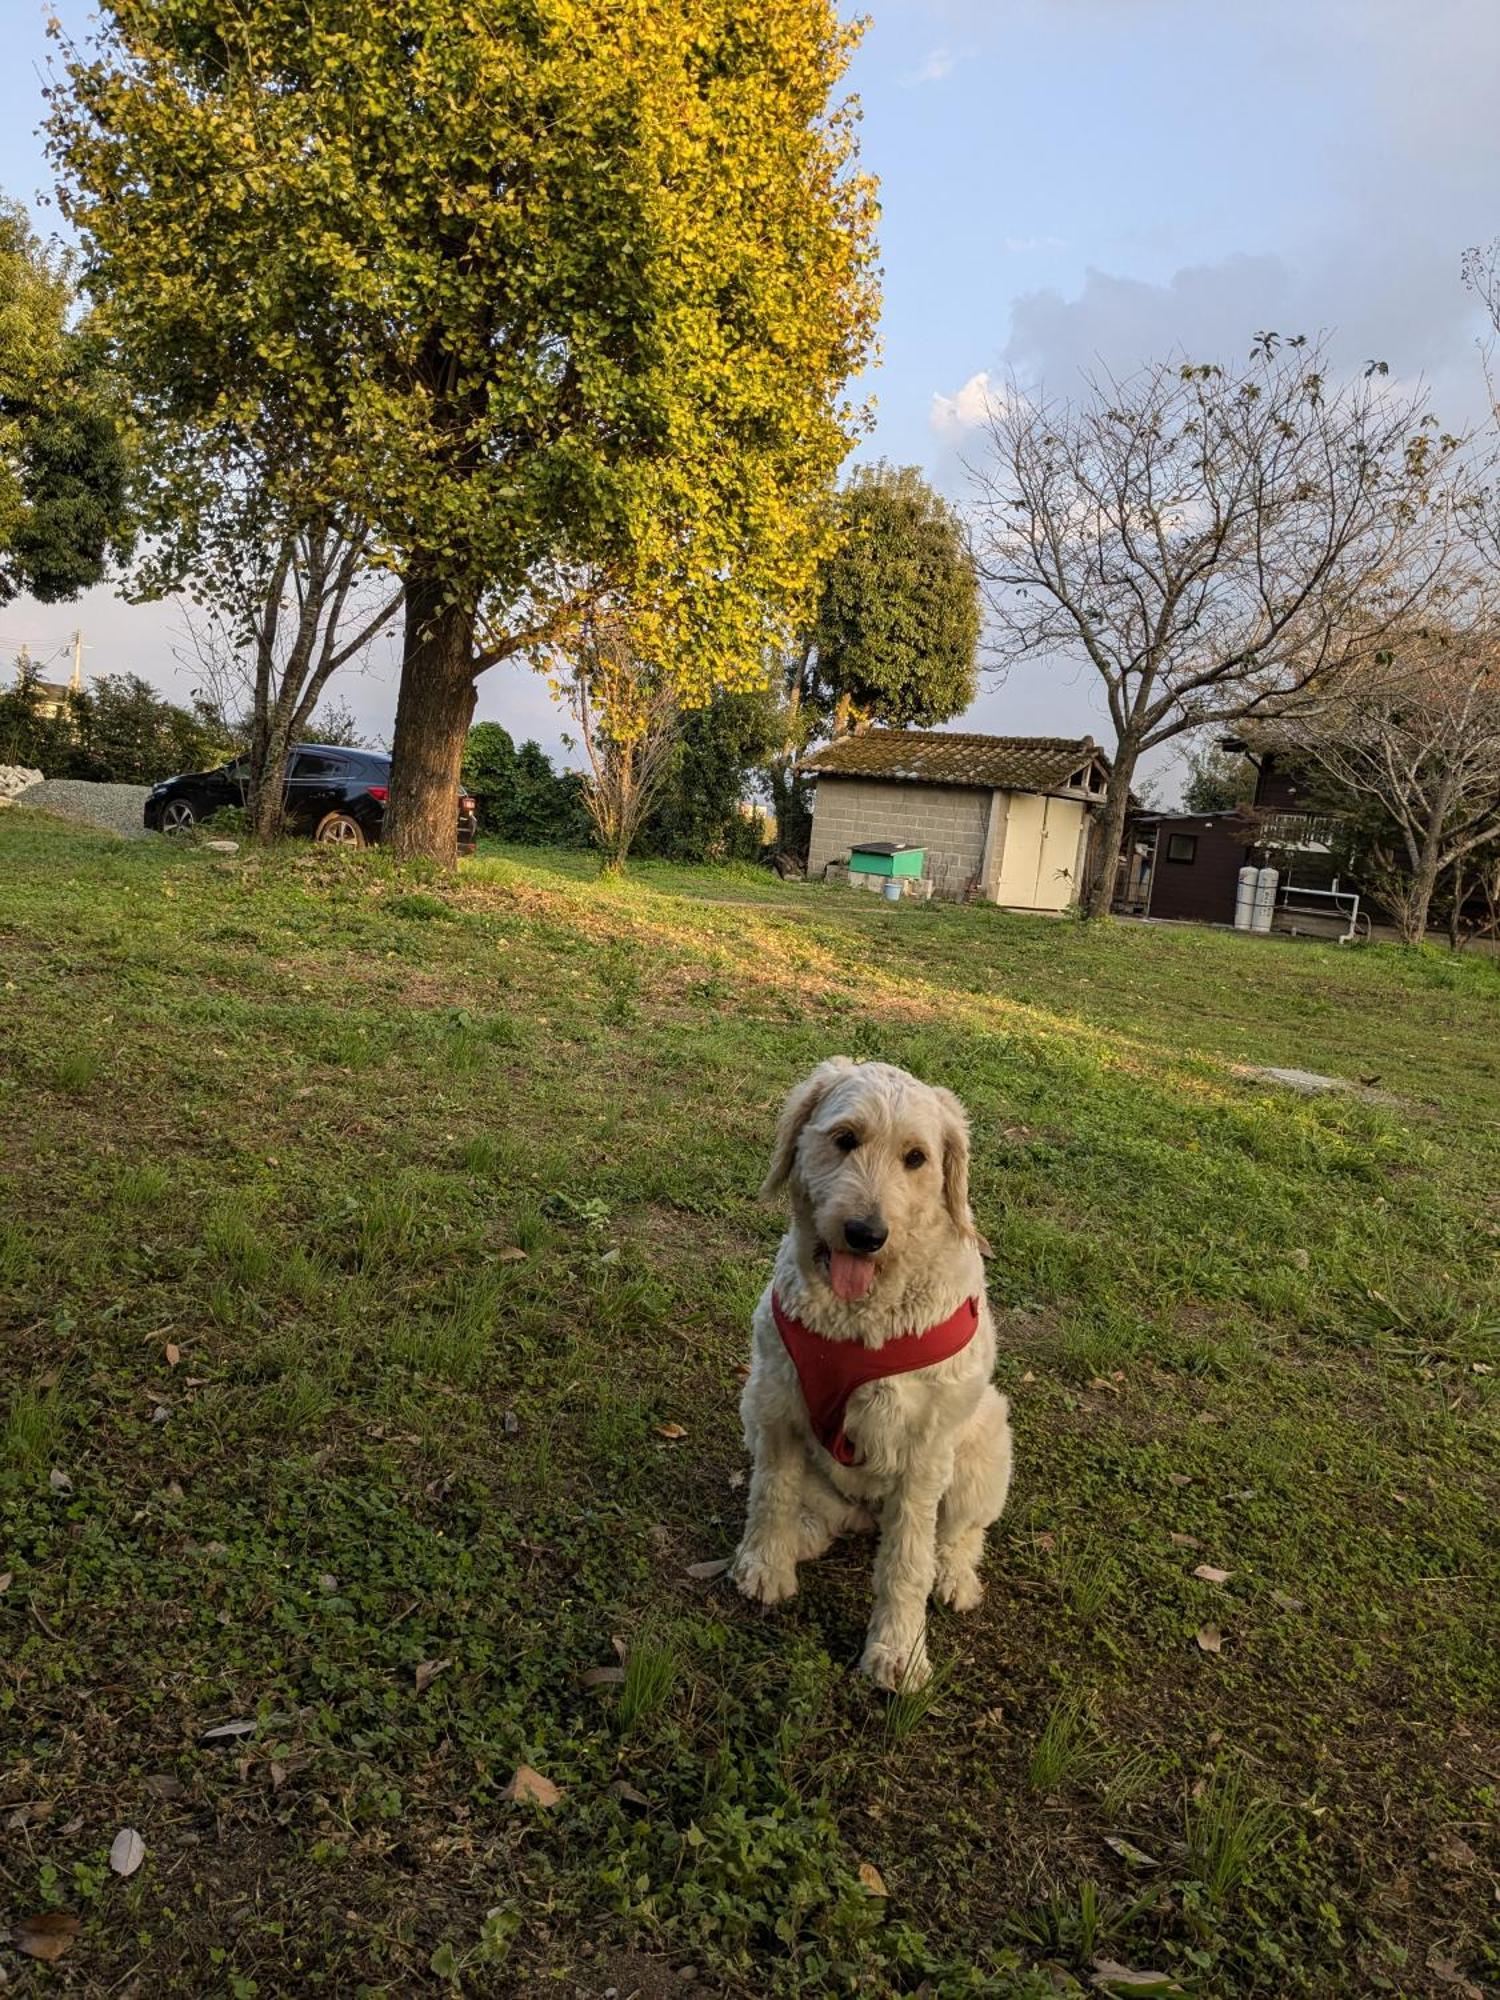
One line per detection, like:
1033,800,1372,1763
771,1292,980,1467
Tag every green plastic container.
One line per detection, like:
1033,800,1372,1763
848,842,925,879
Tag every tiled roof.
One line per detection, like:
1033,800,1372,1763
799,729,1108,793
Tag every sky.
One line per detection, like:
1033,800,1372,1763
3,0,1498,799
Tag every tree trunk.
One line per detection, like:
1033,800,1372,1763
387,569,478,867
1400,833,1441,946
1083,743,1139,920
250,723,295,843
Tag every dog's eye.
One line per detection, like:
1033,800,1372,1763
832,1129,860,1154
903,1147,927,1170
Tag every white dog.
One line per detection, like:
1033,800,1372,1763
732,1057,1013,1689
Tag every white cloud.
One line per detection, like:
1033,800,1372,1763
903,45,954,85
929,369,1006,438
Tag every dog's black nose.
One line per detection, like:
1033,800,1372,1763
843,1216,889,1255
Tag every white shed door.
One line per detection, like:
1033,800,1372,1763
994,794,1087,910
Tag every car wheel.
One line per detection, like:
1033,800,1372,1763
160,799,196,836
314,811,367,849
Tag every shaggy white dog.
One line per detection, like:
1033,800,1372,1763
732,1057,1013,1689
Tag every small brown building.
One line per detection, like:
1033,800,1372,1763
1120,746,1349,930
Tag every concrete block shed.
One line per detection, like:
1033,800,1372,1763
801,730,1111,908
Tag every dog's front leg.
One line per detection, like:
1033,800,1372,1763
732,1419,805,1605
860,1462,947,1691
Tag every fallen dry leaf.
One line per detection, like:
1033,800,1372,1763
17,1911,81,1963
144,1773,183,1800
684,1558,731,1582
165,1343,181,1367
1104,1835,1161,1869
1090,1959,1183,1994
727,1469,745,1490
414,1657,452,1694
607,1780,649,1809
1035,1530,1056,1553
48,1468,72,1494
502,1764,562,1807
1195,1624,1224,1654
199,1719,257,1743
1169,1533,1200,1549
109,1827,145,1877
1270,1589,1305,1612
0,1570,12,1593
1167,1472,1192,1488
1424,1949,1485,1999
269,1761,288,1790
1193,1565,1232,1585
579,1665,626,1688
496,1246,528,1262
858,1861,889,1898
654,1423,687,1440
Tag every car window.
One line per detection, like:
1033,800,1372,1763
289,752,345,780
225,759,251,783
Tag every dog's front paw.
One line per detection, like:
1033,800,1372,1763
934,1558,984,1612
732,1545,798,1605
860,1632,931,1692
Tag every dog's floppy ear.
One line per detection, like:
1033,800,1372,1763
760,1056,856,1199
933,1085,975,1239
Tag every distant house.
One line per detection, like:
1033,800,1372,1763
801,729,1111,908
12,648,82,724
1120,742,1351,932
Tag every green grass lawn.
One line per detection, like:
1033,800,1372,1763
2,811,1496,1998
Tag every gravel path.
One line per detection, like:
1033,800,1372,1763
14,779,152,839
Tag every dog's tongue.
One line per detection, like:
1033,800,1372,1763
828,1249,877,1302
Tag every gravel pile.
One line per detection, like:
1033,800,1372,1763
14,778,152,839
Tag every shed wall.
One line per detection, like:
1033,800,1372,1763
807,777,991,900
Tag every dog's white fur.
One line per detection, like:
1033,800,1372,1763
733,1057,1013,1689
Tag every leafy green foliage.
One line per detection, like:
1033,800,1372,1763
810,461,981,729
460,723,587,845
1181,740,1257,814
0,663,225,782
639,690,778,862
0,197,129,604
764,462,979,858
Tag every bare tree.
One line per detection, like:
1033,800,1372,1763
1273,622,1500,944
139,451,403,840
553,611,680,873
969,335,1453,915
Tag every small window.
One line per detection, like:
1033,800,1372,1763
1166,832,1197,864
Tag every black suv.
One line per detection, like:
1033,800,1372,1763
143,744,478,854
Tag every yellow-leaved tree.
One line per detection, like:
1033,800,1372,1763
50,0,879,863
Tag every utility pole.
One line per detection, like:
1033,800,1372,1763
70,630,84,693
